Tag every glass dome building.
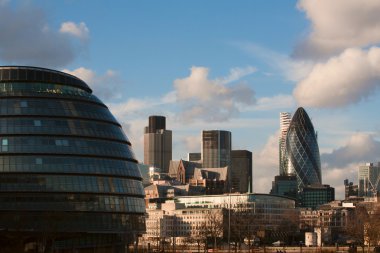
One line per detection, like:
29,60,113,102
285,107,321,190
0,66,145,252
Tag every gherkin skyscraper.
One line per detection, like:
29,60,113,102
285,107,321,190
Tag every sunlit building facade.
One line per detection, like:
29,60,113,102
358,162,380,197
0,66,145,252
285,107,321,190
279,112,291,175
144,115,172,173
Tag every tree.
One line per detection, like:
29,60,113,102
364,204,380,253
345,206,368,253
200,209,224,250
229,202,259,253
277,209,300,245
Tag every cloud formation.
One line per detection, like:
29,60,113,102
237,42,314,82
321,133,380,169
63,67,122,101
241,94,295,112
294,47,380,108
60,22,89,42
173,66,256,122
0,3,88,67
295,0,380,59
252,131,279,193
320,132,380,199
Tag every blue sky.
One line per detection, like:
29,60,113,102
2,0,380,199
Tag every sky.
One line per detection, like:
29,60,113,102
1,0,380,199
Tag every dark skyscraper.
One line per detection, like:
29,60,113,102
0,66,145,251
285,107,321,190
231,150,252,193
202,130,231,168
144,115,172,172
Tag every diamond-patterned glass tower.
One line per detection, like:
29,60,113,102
285,107,321,190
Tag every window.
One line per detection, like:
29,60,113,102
36,158,43,165
1,138,8,152
34,120,42,127
20,101,28,108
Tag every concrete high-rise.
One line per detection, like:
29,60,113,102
231,150,252,193
144,115,172,173
202,130,231,168
279,112,291,175
285,107,321,190
358,162,380,197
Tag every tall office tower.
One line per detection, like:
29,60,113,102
286,107,321,190
279,112,292,175
144,116,172,173
231,150,253,193
358,162,380,197
202,130,231,168
0,66,145,251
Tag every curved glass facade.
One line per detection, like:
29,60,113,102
0,66,145,252
285,107,321,190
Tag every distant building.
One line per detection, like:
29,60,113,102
202,130,231,168
299,201,355,245
190,166,231,194
144,184,190,200
142,194,296,248
231,150,253,193
344,179,358,199
279,112,291,175
285,107,321,190
188,152,201,162
271,175,298,199
168,159,201,184
358,162,380,197
144,116,172,173
300,184,335,209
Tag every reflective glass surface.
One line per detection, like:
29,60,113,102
0,194,145,213
285,107,321,189
0,117,129,143
0,98,118,123
0,212,145,233
0,174,144,195
0,136,136,160
0,156,141,178
0,66,145,241
0,82,101,104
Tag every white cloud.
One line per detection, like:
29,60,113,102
237,42,314,82
180,135,201,154
0,0,9,6
0,4,88,67
60,21,89,41
295,0,380,59
294,47,380,108
241,94,295,112
252,131,279,193
217,66,257,84
320,132,380,199
63,67,122,101
321,133,380,169
173,66,256,122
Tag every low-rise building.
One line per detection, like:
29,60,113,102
142,193,296,248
